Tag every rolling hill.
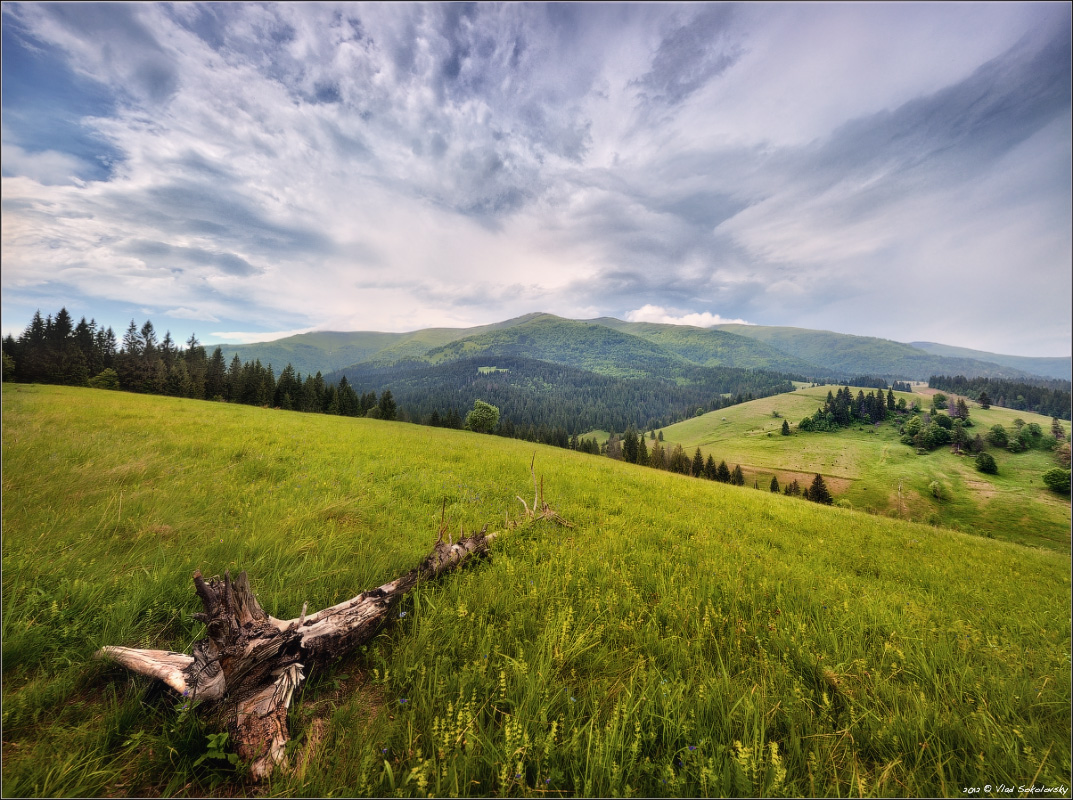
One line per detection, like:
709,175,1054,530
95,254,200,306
2,384,1069,797
909,340,1072,380
215,314,1064,385
713,324,1041,380
654,384,1071,551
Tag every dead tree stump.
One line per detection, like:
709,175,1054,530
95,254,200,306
99,526,500,780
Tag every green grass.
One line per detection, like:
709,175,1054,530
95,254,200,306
2,384,1070,797
658,385,1071,552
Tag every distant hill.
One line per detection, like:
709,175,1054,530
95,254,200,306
587,318,824,376
213,313,1059,384
908,341,1071,381
714,324,1037,381
213,314,545,377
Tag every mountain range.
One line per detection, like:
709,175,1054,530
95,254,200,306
217,313,1071,383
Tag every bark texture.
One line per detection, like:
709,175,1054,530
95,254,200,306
98,526,500,780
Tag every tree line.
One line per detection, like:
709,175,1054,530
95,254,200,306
1,309,398,420
928,375,1071,420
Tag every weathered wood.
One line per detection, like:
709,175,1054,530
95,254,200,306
96,520,520,780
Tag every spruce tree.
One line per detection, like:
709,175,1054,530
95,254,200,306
378,389,397,421
623,426,640,464
637,435,649,466
691,448,704,477
770,475,780,493
716,460,731,483
704,454,717,480
731,464,745,486
807,473,832,504
781,419,791,436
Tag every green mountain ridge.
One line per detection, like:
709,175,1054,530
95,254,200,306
908,340,1071,380
713,323,1043,381
214,313,1063,383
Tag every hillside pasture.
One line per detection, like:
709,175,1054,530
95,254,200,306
1,385,1070,797
659,385,1071,551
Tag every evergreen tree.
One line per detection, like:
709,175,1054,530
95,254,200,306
691,448,704,477
637,435,649,466
205,347,227,399
807,473,832,504
225,354,244,401
185,334,208,399
623,426,640,464
770,475,780,493
978,391,991,409
781,419,790,436
731,464,745,486
648,440,665,470
669,444,689,474
887,388,896,412
704,454,717,480
165,360,192,397
716,460,731,483
378,389,397,421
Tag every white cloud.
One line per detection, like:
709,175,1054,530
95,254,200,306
625,304,752,328
209,327,316,344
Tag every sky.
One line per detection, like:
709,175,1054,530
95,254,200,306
2,2,1070,356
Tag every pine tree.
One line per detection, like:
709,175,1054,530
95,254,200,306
731,464,745,486
637,435,649,466
691,448,704,477
716,460,731,483
770,475,780,493
781,419,790,436
807,473,832,504
378,390,397,421
205,347,227,399
623,426,640,464
648,440,665,470
704,454,717,480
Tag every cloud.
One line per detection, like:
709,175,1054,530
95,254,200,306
626,305,752,328
163,307,220,323
0,3,1068,356
209,327,316,344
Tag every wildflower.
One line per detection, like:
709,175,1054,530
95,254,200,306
688,745,697,752
399,698,408,704
570,696,576,702
398,611,407,619
382,748,388,754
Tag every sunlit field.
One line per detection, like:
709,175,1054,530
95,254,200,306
2,385,1070,797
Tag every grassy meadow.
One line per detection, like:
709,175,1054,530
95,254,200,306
2,384,1071,797
657,385,1071,552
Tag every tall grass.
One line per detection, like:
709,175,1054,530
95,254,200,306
2,384,1070,797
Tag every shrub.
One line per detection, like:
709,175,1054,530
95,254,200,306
987,424,1009,448
929,481,950,501
88,368,120,390
975,452,998,474
1041,468,1070,495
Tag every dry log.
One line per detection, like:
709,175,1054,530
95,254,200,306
97,480,568,782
